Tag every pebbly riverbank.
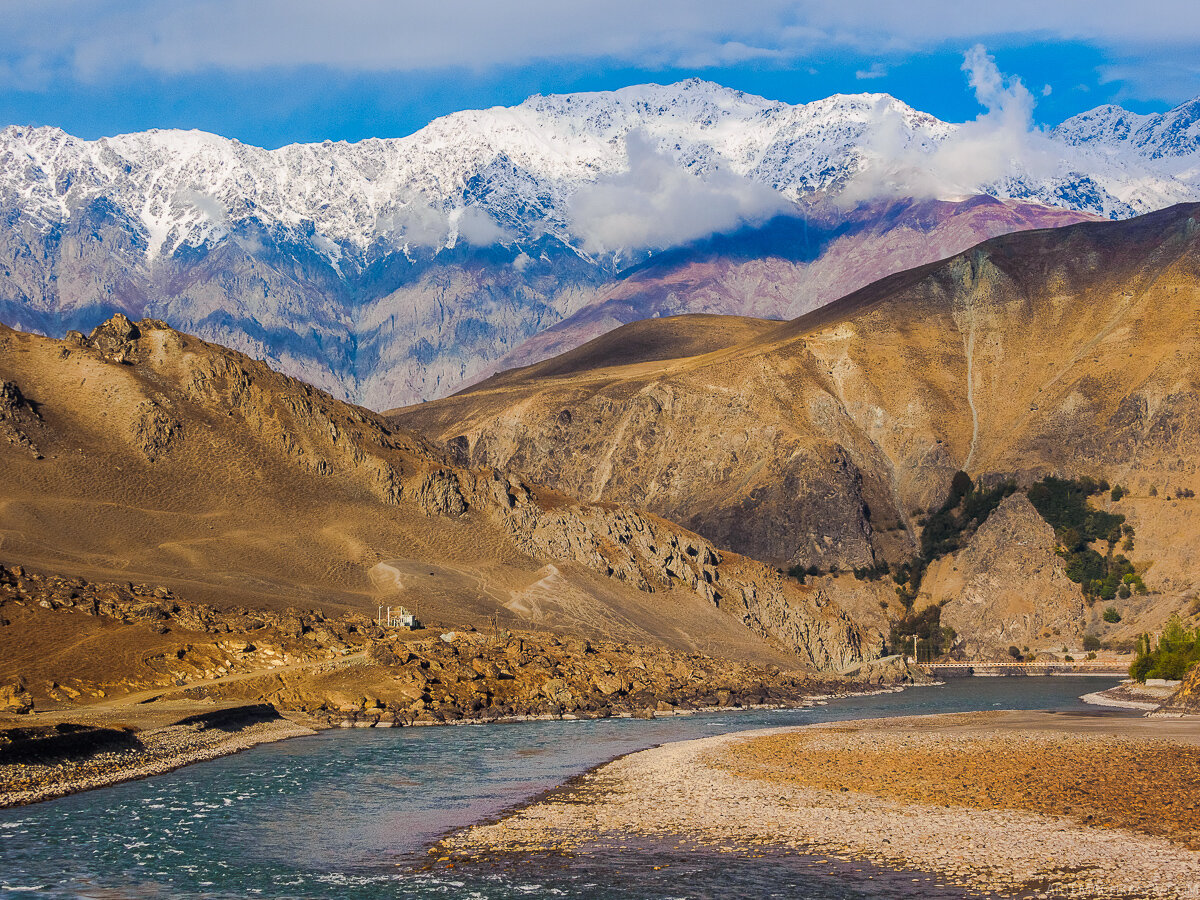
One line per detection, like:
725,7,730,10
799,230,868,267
1081,678,1182,711
0,706,316,808
442,710,1200,899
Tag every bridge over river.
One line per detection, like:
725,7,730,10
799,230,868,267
919,660,1128,676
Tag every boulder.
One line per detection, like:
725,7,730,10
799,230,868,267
88,314,141,362
1,682,34,715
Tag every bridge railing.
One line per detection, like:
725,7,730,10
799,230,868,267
919,661,1127,672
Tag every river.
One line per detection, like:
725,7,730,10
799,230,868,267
0,676,1124,899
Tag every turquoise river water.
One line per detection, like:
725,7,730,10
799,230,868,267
0,676,1124,899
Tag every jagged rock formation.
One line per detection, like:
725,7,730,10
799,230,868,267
0,316,870,672
5,78,1195,407
396,204,1200,652
0,681,33,715
510,505,869,670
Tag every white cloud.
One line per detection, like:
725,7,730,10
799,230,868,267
378,203,448,248
856,62,888,80
375,203,509,248
2,1,1198,91
841,45,1060,203
454,206,511,246
567,131,794,253
177,188,269,253
311,232,342,261
177,188,227,227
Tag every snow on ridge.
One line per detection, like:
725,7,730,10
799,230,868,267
1,81,1199,261
1054,95,1200,161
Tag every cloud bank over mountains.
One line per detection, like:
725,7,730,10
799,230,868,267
4,49,1197,269
843,45,1057,203
4,1,1198,89
568,132,795,254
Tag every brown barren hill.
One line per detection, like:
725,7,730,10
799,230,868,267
0,315,872,685
393,203,1200,650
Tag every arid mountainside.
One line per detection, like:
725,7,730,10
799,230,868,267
0,315,872,679
478,197,1096,378
396,203,1200,654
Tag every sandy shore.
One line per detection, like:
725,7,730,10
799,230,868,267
0,714,316,808
444,711,1200,898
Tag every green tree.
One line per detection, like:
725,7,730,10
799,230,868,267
1129,617,1200,681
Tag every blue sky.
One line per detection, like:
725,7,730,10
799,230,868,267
1,1,1198,147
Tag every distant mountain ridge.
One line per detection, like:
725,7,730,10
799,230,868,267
394,202,1200,657
1,80,1199,408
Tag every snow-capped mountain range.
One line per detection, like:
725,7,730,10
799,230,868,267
1,79,1198,408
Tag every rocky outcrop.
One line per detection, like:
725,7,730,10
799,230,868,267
930,495,1086,657
505,503,868,670
840,655,935,685
87,313,142,362
0,681,33,715
1158,664,1200,714
264,629,859,728
415,469,468,516
513,505,721,597
131,400,180,461
0,379,42,458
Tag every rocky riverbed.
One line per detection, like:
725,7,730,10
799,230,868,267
443,711,1200,898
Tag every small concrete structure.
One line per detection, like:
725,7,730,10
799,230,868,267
377,604,420,629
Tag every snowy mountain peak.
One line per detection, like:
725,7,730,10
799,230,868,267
1054,94,1200,160
0,82,1198,267
2,80,1200,414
